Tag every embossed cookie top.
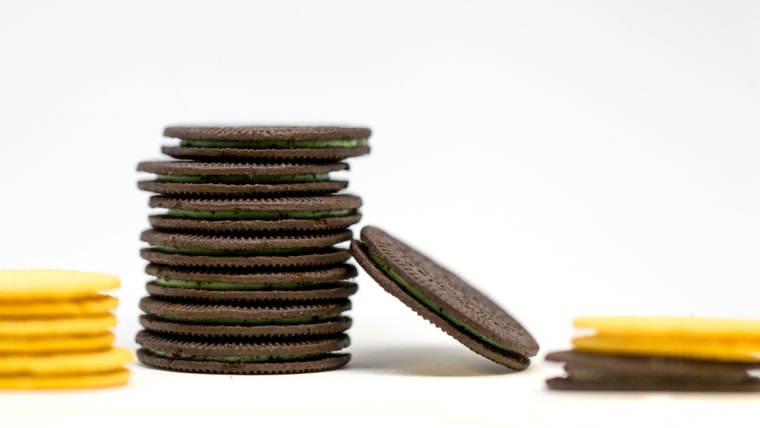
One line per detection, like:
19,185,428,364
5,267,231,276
358,226,539,358
164,126,371,141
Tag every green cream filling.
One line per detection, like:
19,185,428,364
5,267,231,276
155,278,309,291
368,251,511,353
180,138,367,149
166,209,352,220
154,246,316,256
157,315,335,326
156,173,330,184
147,350,321,363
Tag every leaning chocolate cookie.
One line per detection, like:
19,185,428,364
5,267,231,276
350,226,538,371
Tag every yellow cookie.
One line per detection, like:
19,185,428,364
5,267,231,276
0,295,118,317
573,334,760,362
0,314,116,336
0,368,131,389
574,316,760,339
0,269,120,300
0,332,115,353
0,346,134,375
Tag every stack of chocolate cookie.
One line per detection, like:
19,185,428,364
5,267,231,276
135,126,370,374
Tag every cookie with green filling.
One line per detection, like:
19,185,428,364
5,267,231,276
161,126,370,161
144,280,357,302
140,247,350,269
138,296,350,325
139,229,351,268
545,350,760,391
144,263,357,289
350,226,539,371
136,330,350,374
140,314,352,337
137,161,350,196
147,194,362,232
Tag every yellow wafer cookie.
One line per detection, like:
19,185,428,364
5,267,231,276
0,347,134,375
574,316,760,339
0,332,115,353
0,368,131,389
0,269,119,300
573,334,760,362
0,314,116,336
0,295,118,317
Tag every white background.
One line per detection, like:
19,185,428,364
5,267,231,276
1,1,759,426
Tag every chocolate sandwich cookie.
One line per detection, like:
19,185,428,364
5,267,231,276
147,194,362,233
144,263,357,290
139,296,351,324
545,350,760,392
162,126,370,161
140,314,352,338
138,297,352,338
137,161,349,196
145,280,357,302
136,331,350,374
140,247,350,269
140,229,351,269
350,226,538,371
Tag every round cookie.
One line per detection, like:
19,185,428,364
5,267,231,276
0,314,116,337
140,247,350,269
545,350,760,392
164,126,371,142
136,330,351,374
138,296,351,324
0,347,134,375
144,280,357,302
140,314,352,338
0,295,118,317
137,349,350,374
0,332,115,353
147,194,362,232
0,369,131,390
140,229,352,252
350,226,538,371
144,263,358,289
162,126,370,161
0,270,119,300
139,229,352,269
149,213,362,233
137,161,349,196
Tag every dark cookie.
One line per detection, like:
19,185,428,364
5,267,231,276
140,229,352,251
162,126,371,161
545,350,760,391
144,280,358,302
148,194,362,214
144,263,358,287
139,247,351,269
137,161,349,196
136,330,350,374
164,126,371,142
138,296,351,323
137,348,350,374
148,213,362,233
350,226,538,371
147,194,362,232
139,314,352,337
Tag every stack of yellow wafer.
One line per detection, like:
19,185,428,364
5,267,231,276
573,316,760,362
0,269,133,389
